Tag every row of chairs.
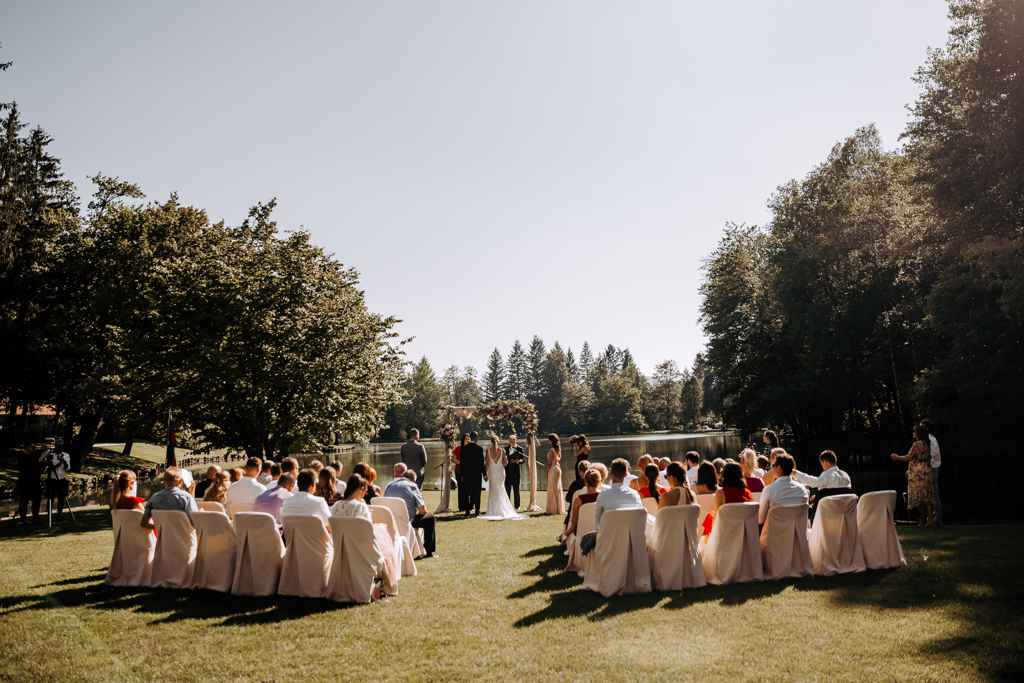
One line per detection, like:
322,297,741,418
106,497,425,603
567,490,905,597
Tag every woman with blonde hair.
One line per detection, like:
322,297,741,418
739,448,765,492
204,470,231,503
110,470,145,510
545,434,565,515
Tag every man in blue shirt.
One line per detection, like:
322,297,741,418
384,463,436,558
141,468,198,530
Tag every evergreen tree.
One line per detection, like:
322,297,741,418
579,341,594,380
394,357,444,437
565,348,579,383
526,335,546,404
483,348,505,402
645,360,682,429
504,340,528,399
540,342,569,429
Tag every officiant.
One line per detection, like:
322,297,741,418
505,433,526,510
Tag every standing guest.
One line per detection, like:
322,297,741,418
564,468,602,538
258,460,275,486
224,457,266,513
545,434,565,515
794,450,852,491
39,437,71,519
593,458,643,532
739,449,765,492
110,470,145,510
570,434,592,467
281,469,330,523
316,467,341,506
922,421,942,526
694,462,718,495
505,433,526,510
16,447,42,524
684,451,701,488
194,465,222,499
454,432,470,513
638,463,668,501
203,471,231,503
400,428,429,489
141,468,198,529
891,424,938,527
658,462,696,509
758,453,809,525
384,463,437,558
253,473,295,525
705,462,753,535
229,468,243,483
761,429,780,456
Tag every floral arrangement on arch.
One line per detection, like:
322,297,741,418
480,399,539,436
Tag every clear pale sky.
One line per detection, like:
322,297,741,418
3,1,951,374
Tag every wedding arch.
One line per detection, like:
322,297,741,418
435,399,542,513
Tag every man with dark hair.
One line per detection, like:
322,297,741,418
39,437,71,519
258,459,275,486
684,451,701,488
281,457,299,477
758,452,808,524
594,458,642,531
794,450,852,491
254,473,295,525
460,431,485,516
400,428,428,489
195,465,222,499
225,456,266,514
280,468,330,523
504,433,525,510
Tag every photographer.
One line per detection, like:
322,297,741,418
39,437,71,519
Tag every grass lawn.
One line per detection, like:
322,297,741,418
1,493,1021,682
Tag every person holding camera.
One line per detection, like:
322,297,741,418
39,437,71,519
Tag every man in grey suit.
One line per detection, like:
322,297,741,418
400,428,428,489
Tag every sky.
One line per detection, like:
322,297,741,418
2,1,952,375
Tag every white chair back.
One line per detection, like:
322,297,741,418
190,510,236,591
642,497,659,516
326,517,384,603
566,502,597,575
760,503,812,579
702,502,763,585
583,507,652,597
651,504,706,590
227,501,254,519
751,491,762,503
106,509,155,586
696,493,716,530
149,510,197,588
809,494,866,575
375,496,424,557
371,504,416,577
857,490,906,569
279,516,333,598
231,512,284,596
199,500,226,514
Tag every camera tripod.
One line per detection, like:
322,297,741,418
44,479,76,529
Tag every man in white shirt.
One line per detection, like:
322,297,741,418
758,453,809,525
684,451,701,488
594,458,643,531
224,457,266,514
280,469,330,523
793,450,852,490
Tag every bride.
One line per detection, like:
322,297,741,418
480,433,526,521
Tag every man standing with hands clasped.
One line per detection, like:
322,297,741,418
400,428,428,490
504,433,526,510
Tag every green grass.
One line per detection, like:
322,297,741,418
0,493,1021,682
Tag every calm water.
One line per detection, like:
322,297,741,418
300,431,743,490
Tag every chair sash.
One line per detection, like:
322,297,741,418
702,502,763,585
857,491,906,569
650,504,706,590
106,509,155,587
566,502,597,575
149,510,197,588
326,517,385,603
279,516,333,598
583,507,652,597
809,494,866,575
760,503,812,580
231,512,285,596
371,504,415,577
190,510,236,592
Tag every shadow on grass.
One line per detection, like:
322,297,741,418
0,508,112,540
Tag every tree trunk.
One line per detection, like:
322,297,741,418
71,413,102,472
123,435,134,458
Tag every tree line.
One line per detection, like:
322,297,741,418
699,0,1023,448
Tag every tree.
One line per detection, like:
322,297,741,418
560,380,594,432
442,365,482,406
504,340,528,400
483,348,505,402
579,341,594,381
565,348,579,383
680,367,704,428
526,336,546,405
540,342,570,429
645,360,682,429
591,372,646,433
393,358,444,437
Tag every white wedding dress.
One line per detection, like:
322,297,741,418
480,451,526,521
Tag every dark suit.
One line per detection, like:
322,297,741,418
505,445,525,509
460,442,485,515
400,440,428,488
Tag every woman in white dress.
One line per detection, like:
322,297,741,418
480,433,525,521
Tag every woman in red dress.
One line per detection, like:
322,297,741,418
703,462,751,535
111,469,145,510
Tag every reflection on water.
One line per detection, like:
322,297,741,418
298,431,743,491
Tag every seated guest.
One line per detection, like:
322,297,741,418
263,462,282,490
308,460,325,475
758,453,809,525
658,462,695,509
141,468,197,529
203,471,231,503
194,465,222,499
229,467,243,483
590,463,609,490
756,455,770,477
638,463,668,500
110,469,145,510
684,451,702,488
628,454,654,491
762,447,789,485
281,469,330,523
712,458,727,484
657,457,671,487
328,463,346,497
331,474,372,521
258,460,275,486
253,473,295,525
281,457,299,478
403,470,417,483
793,449,852,491
316,467,341,506
739,448,765,492
564,459,591,524
564,468,602,538
384,463,437,558
704,462,753,535
595,458,643,532
694,462,718,495
224,457,266,512
365,465,384,504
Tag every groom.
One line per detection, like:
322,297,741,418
505,433,525,510
460,431,485,516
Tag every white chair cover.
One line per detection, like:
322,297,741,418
760,503,812,580
106,509,155,586
279,516,333,598
583,508,652,597
650,504,706,591
696,493,716,531
809,494,866,575
751,491,762,503
190,511,236,592
565,502,597,575
327,517,386,603
702,502,763,585
227,501,254,519
371,504,416,577
149,510,197,588
375,497,425,558
857,490,906,569
199,500,226,514
231,512,285,596
642,497,659,516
